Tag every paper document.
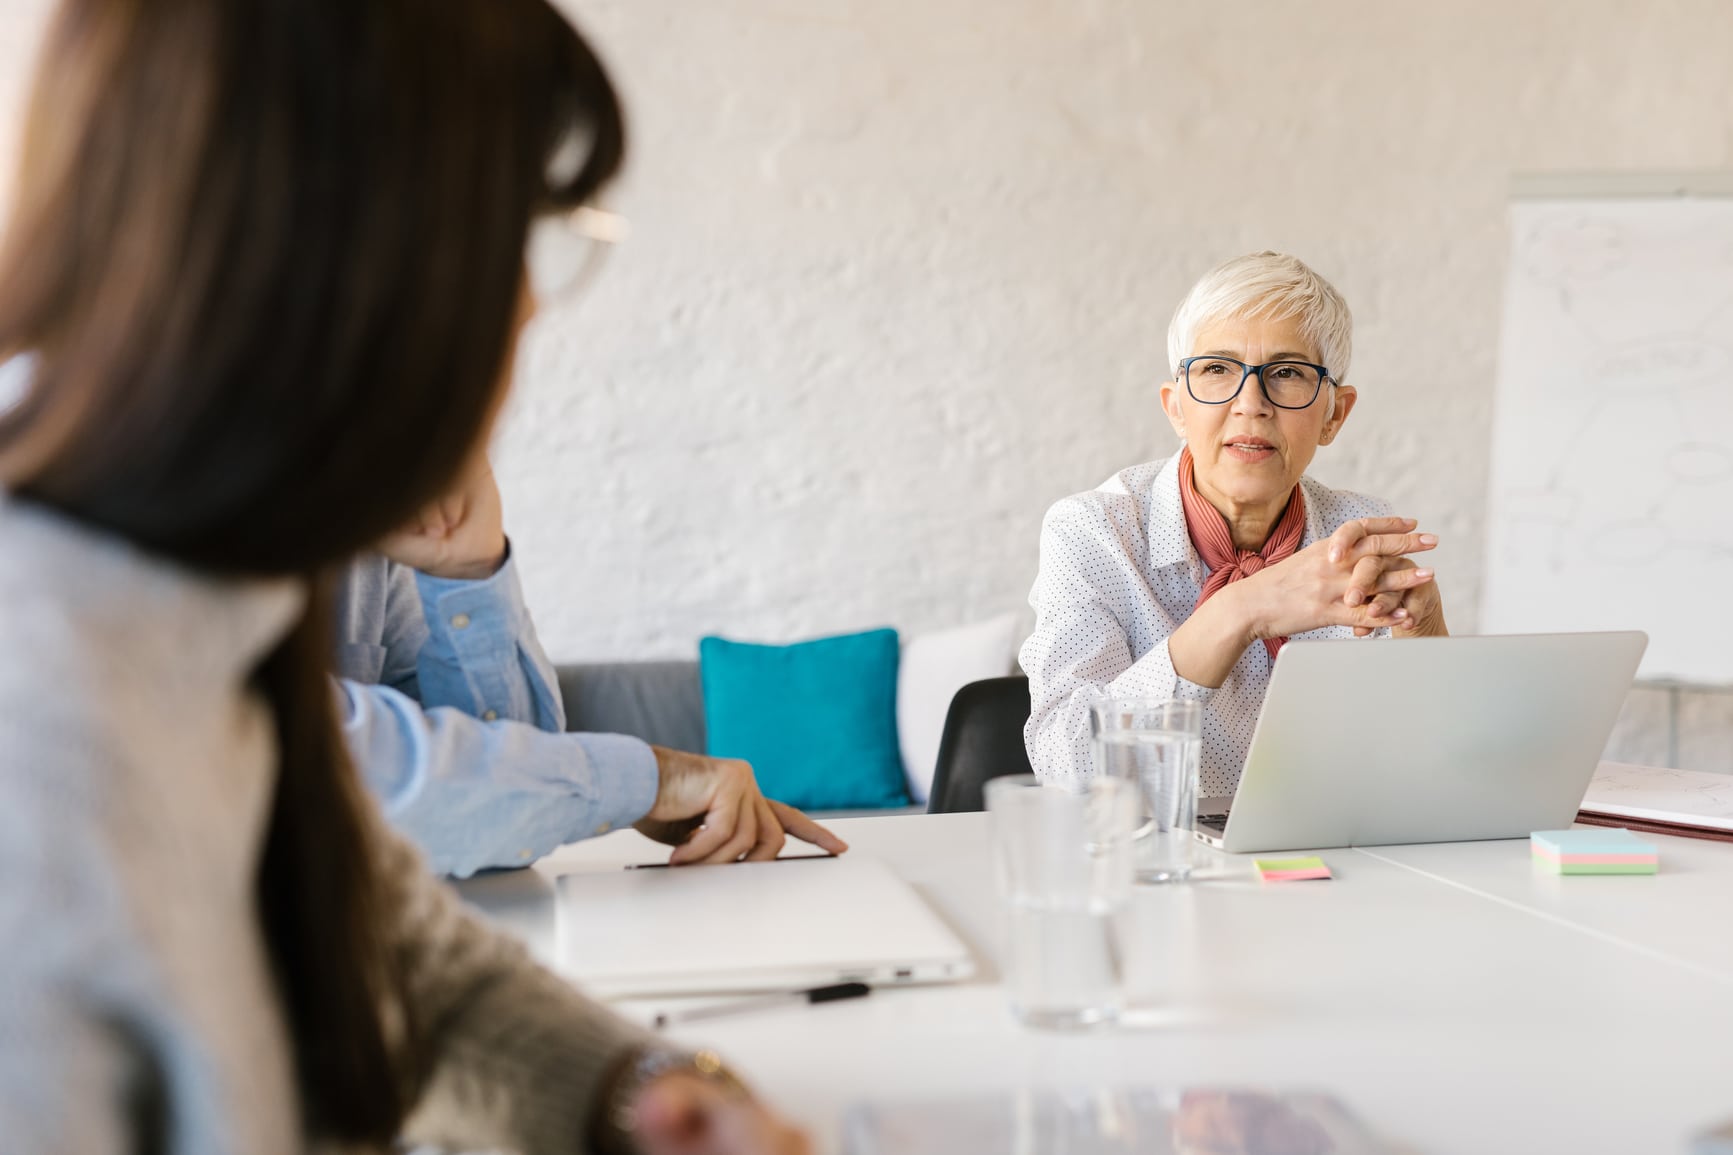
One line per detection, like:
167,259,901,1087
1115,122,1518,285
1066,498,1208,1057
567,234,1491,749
1579,762,1733,833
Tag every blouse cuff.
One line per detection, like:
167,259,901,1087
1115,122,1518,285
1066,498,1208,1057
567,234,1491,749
1108,636,1215,703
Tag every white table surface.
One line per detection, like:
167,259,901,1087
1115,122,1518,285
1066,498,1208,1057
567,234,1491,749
456,810,1733,1155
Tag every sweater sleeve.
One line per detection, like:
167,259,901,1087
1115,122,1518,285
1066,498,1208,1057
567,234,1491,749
0,737,156,1155
376,809,649,1154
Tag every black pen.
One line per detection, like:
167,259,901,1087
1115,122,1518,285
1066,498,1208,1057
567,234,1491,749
652,982,871,1029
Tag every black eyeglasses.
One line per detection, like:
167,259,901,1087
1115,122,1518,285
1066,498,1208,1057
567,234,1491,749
1177,356,1334,410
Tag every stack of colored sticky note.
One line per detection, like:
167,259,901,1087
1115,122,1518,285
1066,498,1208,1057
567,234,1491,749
1531,828,1658,875
1254,856,1332,882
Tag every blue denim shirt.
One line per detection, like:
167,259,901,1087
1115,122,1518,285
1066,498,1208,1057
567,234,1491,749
333,550,658,877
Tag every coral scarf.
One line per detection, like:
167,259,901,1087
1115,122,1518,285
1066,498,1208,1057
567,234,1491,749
1177,446,1307,660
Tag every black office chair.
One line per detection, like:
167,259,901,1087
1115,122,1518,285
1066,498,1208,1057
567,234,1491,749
926,676,1035,814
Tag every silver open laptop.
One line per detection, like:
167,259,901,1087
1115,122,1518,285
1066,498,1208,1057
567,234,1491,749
1195,631,1648,854
553,853,975,998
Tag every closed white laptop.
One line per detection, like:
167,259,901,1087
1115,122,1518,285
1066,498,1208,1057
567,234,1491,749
553,854,975,998
1196,631,1648,854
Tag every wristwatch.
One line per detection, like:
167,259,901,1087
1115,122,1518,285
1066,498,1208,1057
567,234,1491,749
593,1045,749,1155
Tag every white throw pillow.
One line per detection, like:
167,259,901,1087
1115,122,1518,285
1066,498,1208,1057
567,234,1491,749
897,612,1021,805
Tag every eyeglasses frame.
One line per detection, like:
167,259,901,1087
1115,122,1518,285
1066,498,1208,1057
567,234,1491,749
530,204,629,303
1175,355,1336,411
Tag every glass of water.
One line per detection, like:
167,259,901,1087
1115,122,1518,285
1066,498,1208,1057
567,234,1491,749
985,774,1137,1030
1090,698,1204,884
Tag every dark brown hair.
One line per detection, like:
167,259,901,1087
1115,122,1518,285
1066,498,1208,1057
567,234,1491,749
0,0,622,1143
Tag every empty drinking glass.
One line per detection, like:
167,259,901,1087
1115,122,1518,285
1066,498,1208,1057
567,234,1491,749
1090,698,1204,884
986,774,1138,1030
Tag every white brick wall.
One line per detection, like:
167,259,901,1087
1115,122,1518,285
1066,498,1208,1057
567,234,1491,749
497,0,1733,663
522,0,1733,771
3,1,1731,763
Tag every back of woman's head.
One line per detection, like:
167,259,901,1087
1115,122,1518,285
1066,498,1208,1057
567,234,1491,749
0,0,622,571
0,0,623,1146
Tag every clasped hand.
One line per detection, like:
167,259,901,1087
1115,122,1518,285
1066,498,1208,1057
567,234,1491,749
1236,516,1444,640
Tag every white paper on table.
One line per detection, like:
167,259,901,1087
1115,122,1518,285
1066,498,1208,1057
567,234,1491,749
1579,761,1733,833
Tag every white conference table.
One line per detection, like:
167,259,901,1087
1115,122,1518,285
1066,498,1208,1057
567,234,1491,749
456,797,1733,1155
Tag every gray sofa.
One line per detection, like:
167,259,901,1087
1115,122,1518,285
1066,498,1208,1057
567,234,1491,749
556,661,707,754
553,660,925,816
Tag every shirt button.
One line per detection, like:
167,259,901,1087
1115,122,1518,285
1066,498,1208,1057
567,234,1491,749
482,709,498,722
450,613,471,629
595,822,612,836
518,849,533,861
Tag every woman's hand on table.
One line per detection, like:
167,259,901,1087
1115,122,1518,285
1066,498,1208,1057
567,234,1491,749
629,1070,813,1155
634,747,849,865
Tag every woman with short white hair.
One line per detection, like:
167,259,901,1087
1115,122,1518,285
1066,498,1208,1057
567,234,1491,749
1021,252,1448,794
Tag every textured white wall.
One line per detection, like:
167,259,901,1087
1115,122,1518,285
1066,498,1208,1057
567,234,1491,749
505,0,1733,658
3,1,1732,663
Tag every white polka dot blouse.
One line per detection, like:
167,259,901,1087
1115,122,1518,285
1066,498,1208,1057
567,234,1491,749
1019,453,1395,796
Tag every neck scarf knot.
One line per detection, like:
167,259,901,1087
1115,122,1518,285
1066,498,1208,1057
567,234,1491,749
1177,445,1307,660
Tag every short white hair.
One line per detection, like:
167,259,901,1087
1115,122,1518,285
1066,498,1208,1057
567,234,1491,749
1166,251,1353,383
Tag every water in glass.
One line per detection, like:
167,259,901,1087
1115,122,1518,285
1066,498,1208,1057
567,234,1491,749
986,775,1136,1030
1090,704,1202,884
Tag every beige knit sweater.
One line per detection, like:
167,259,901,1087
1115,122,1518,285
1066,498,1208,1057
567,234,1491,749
0,494,647,1154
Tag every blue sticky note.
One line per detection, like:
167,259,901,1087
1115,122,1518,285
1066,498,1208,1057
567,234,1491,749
1531,829,1657,857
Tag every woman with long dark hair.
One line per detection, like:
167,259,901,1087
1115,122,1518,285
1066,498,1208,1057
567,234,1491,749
0,2,807,1152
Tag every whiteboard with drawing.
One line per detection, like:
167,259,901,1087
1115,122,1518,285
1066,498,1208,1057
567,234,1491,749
1481,194,1733,684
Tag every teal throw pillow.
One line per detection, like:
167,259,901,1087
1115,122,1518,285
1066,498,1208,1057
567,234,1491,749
699,627,909,811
